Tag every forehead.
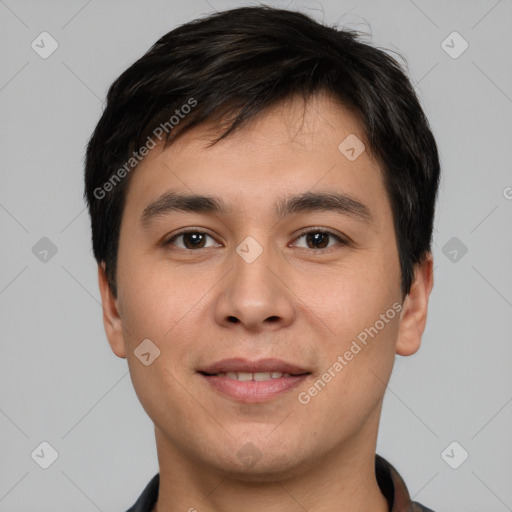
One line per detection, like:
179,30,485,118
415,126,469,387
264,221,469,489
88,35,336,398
122,93,387,223
168,93,371,161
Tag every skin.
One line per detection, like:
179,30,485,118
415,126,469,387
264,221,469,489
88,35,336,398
98,92,433,512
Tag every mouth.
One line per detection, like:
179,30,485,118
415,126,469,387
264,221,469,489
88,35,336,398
198,358,312,403
199,357,310,375
199,370,308,380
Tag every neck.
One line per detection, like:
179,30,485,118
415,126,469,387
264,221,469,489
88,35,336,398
151,413,389,512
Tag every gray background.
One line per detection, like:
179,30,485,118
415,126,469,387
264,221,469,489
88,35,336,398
1,0,511,510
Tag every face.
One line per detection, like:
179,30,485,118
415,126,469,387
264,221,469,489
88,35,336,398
99,93,432,480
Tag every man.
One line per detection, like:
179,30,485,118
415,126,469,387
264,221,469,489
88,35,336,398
85,6,439,511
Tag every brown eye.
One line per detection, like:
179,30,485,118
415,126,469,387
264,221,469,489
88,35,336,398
166,231,219,250
294,230,345,250
305,232,329,249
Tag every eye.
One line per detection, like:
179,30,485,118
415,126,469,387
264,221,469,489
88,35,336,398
293,229,346,250
164,228,347,251
165,231,221,250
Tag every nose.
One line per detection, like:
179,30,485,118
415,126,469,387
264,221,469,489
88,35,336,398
213,240,295,332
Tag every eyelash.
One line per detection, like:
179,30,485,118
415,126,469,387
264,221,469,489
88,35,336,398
164,228,347,252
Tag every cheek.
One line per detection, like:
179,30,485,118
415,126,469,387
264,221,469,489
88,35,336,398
116,256,213,389
310,255,401,394
117,268,203,426
298,305,400,438
116,251,192,340
317,257,399,335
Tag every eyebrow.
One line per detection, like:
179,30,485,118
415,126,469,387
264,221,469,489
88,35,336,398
140,190,373,226
141,192,228,226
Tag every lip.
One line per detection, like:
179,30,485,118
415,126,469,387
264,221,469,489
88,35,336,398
198,358,311,403
199,358,310,375
200,373,310,403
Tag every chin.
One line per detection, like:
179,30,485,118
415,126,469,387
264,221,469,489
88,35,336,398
202,438,316,481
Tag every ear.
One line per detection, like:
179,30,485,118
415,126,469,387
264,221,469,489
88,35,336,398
395,253,434,356
97,262,126,359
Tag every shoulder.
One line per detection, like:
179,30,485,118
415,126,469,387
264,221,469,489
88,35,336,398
412,502,437,512
124,473,159,512
376,455,438,512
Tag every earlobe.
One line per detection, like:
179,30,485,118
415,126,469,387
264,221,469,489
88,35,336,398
395,254,434,356
97,262,126,359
